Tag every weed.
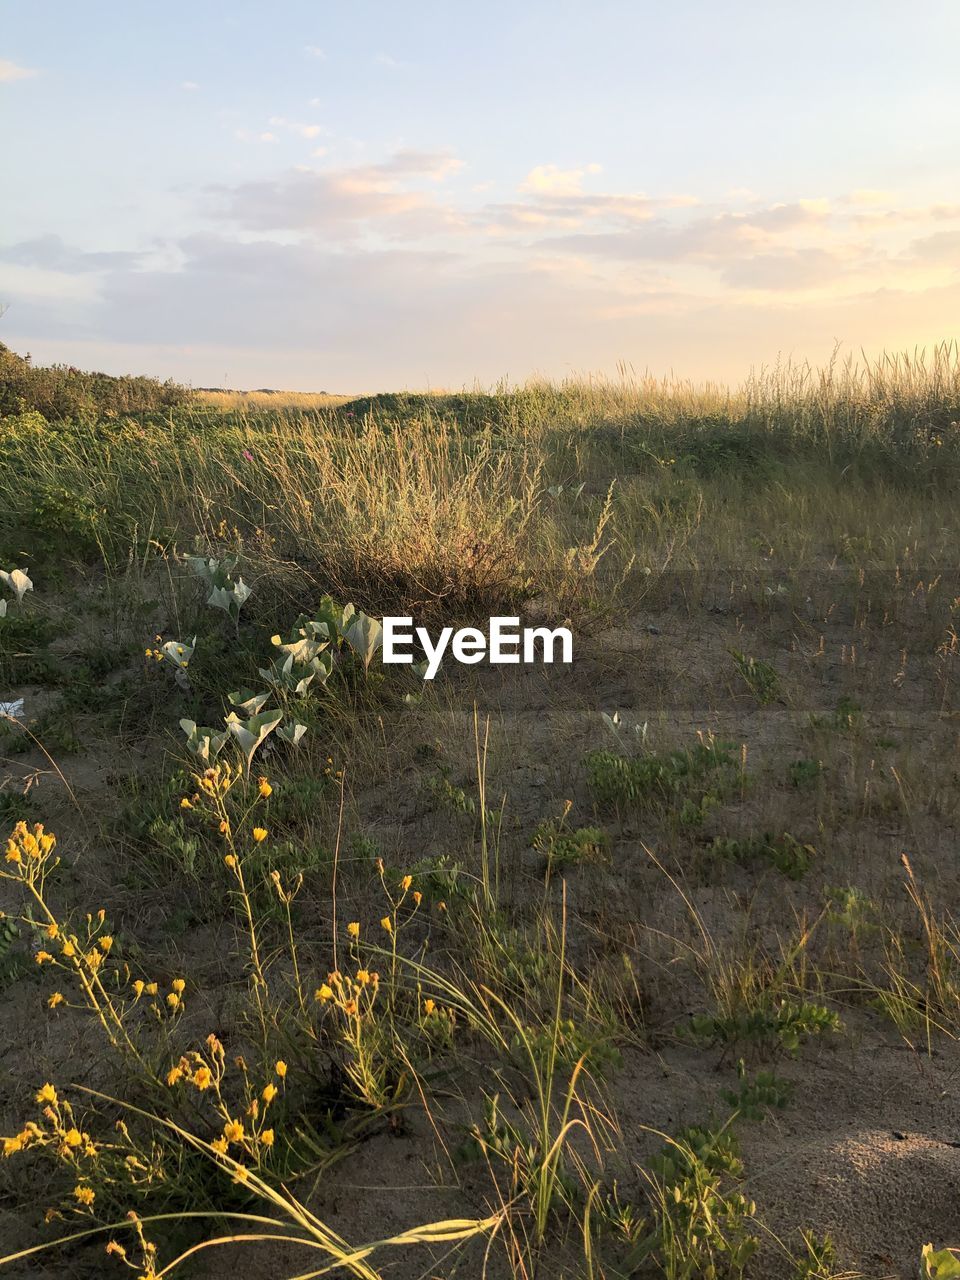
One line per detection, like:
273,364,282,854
789,757,824,788
531,805,608,877
730,649,780,705
586,732,736,826
689,998,841,1058
624,1122,759,1279
706,831,815,881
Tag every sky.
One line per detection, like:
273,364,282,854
3,0,960,392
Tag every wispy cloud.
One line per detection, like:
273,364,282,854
0,234,143,273
209,150,464,238
0,58,37,83
234,129,278,145
268,116,326,140
519,163,602,197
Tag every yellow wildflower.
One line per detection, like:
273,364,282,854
400,874,413,892
166,992,180,1010
180,797,193,810
262,1082,277,1104
258,777,272,798
35,951,53,965
412,890,422,906
63,1129,82,1148
35,1083,57,1106
261,1128,274,1147
166,1066,183,1086
145,982,158,996
252,827,268,843
45,922,58,940
224,853,237,868
210,1136,228,1155
192,1066,213,1091
223,1120,244,1144
380,916,393,934
171,978,185,993
346,921,360,940
98,935,113,953
47,992,65,1009
423,998,436,1016
275,1060,287,1079
73,1185,95,1206
132,980,145,998
316,983,333,1001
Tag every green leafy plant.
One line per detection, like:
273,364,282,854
789,757,823,787
792,1229,838,1279
623,1123,759,1280
706,831,815,881
531,806,608,876
0,566,32,616
185,554,252,624
730,649,780,705
922,1244,960,1279
690,999,841,1058
586,733,736,825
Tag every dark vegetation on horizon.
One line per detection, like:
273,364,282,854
0,342,192,421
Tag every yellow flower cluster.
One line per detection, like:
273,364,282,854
4,821,56,866
128,975,184,1018
197,763,237,799
315,967,380,1019
167,1038,284,1168
2,1083,98,1202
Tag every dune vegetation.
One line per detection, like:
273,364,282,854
1,343,960,1278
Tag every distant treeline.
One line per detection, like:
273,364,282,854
0,343,193,421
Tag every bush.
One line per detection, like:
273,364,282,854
0,343,193,422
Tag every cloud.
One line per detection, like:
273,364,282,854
520,163,602,197
720,247,855,291
304,45,326,59
906,229,960,264
235,129,278,144
181,80,199,91
545,201,840,266
7,154,960,389
209,150,464,238
12,228,960,391
268,116,326,140
0,234,143,274
0,58,37,83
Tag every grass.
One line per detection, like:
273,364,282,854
1,342,960,1276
